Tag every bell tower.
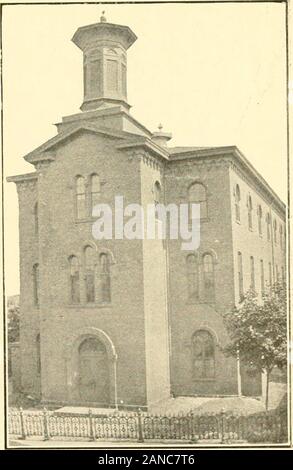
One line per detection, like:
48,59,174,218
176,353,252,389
72,13,137,112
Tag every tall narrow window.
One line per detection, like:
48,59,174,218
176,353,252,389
203,254,215,300
276,264,279,282
281,266,285,283
273,220,277,244
192,330,215,379
260,259,265,295
238,252,244,300
250,256,255,290
84,246,95,303
188,183,207,220
100,253,111,303
154,181,161,206
90,174,100,215
186,254,199,302
34,202,39,235
76,176,86,219
266,213,271,241
69,256,80,303
235,184,241,222
33,263,39,306
36,334,41,374
248,195,253,230
269,262,272,286
257,205,262,236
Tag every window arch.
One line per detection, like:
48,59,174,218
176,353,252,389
84,245,95,303
257,205,262,235
186,254,199,301
266,213,271,241
33,263,39,306
100,253,111,303
188,183,207,220
90,174,100,215
76,176,86,219
34,202,39,235
192,330,215,379
203,253,215,300
247,195,253,230
69,255,80,303
235,184,241,222
153,181,162,206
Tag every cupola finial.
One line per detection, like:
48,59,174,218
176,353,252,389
100,11,107,23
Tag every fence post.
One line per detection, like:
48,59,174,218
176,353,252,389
189,412,197,443
220,408,225,444
88,409,95,441
43,408,50,441
19,407,26,440
137,408,144,443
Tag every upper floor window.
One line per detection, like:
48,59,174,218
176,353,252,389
90,174,100,215
154,181,162,206
69,255,80,303
100,253,111,303
84,245,95,303
203,254,215,300
188,183,207,220
76,176,86,220
238,252,244,300
257,205,262,236
235,184,241,222
192,330,215,380
266,213,271,241
34,202,39,235
250,256,255,290
273,219,277,244
186,254,199,302
247,195,253,230
33,263,39,306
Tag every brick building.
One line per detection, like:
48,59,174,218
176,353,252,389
8,17,286,408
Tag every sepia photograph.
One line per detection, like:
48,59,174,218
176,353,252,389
1,0,291,452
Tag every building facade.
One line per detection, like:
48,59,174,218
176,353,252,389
8,17,286,409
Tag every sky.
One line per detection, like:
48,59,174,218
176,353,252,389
2,2,287,296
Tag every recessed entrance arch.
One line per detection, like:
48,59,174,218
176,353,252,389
66,327,118,406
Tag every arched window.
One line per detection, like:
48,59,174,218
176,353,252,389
34,202,38,235
203,254,215,300
273,219,277,244
266,213,271,241
250,256,255,290
257,205,262,235
238,252,244,300
247,195,253,230
186,254,199,301
36,334,41,374
90,174,100,215
188,183,207,220
76,176,86,219
192,330,215,379
33,263,39,306
84,246,95,303
154,181,162,206
100,253,111,303
69,256,80,303
235,184,241,222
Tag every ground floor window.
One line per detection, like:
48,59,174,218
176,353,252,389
192,330,215,379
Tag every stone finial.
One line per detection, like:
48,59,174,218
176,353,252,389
100,11,107,23
158,123,163,131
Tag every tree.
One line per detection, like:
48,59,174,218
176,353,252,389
7,299,20,343
222,282,287,410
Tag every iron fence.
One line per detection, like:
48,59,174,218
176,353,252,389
8,407,287,443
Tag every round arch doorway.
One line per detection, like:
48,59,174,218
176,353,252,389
78,337,110,405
